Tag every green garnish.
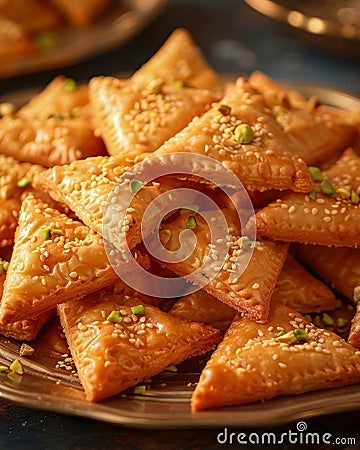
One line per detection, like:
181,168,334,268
159,229,172,244
36,32,57,51
308,166,324,182
335,298,342,309
276,330,297,344
0,366,9,373
293,329,308,342
52,112,64,120
10,359,23,375
106,310,123,323
337,317,348,328
43,227,63,240
322,312,334,327
133,385,146,395
236,236,253,251
303,314,312,322
172,80,184,89
234,124,254,144
129,179,143,194
186,215,197,230
164,365,177,372
309,189,317,201
64,78,77,93
0,264,4,275
131,304,145,315
351,192,360,204
180,204,199,215
218,104,231,116
320,178,336,195
16,177,32,188
313,315,322,328
336,187,351,199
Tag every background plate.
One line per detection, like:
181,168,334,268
0,80,360,429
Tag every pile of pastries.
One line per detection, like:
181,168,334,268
0,28,360,411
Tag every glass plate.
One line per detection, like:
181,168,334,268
0,0,166,79
0,80,360,429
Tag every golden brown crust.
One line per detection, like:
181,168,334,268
0,193,118,324
58,290,221,401
89,75,219,157
252,148,360,247
273,254,337,313
152,77,313,193
192,302,360,411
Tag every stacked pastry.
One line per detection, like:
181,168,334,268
0,28,360,410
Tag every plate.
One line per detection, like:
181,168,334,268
0,0,166,79
0,81,360,429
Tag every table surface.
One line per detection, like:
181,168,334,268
1,1,360,449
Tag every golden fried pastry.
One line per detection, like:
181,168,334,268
192,301,360,411
18,75,89,120
348,303,360,349
273,254,337,313
131,28,221,90
0,193,118,324
293,244,360,302
0,259,54,340
50,0,113,27
169,289,236,331
58,290,221,401
0,114,106,166
89,75,219,157
252,148,360,247
152,77,313,193
157,209,288,322
249,72,357,166
0,198,20,248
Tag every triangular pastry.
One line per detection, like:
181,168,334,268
156,208,288,322
272,254,337,313
249,71,357,166
0,193,119,324
58,289,221,401
191,301,360,411
293,244,360,302
0,259,53,341
130,28,221,90
152,77,313,193
252,148,360,247
89,75,219,157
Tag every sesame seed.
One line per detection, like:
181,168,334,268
252,283,260,289
288,206,295,213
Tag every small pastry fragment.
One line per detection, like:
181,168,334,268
0,193,118,324
58,290,221,401
293,244,360,302
191,302,360,411
130,28,221,91
152,77,313,193
249,71,357,166
89,75,219,157
272,254,337,313
156,209,288,322
252,148,360,247
0,259,53,341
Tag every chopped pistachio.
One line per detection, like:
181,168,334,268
293,328,308,342
313,315,322,328
236,235,253,251
180,204,199,215
43,227,52,240
320,178,336,195
3,262,9,270
0,264,3,275
186,215,197,230
131,304,145,315
351,191,360,204
164,365,177,372
303,314,312,322
335,298,342,309
322,312,334,327
354,286,360,303
159,229,172,244
218,104,231,116
133,385,146,395
336,187,351,199
16,177,32,188
36,32,57,51
234,124,254,144
64,78,77,93
336,317,348,328
129,179,143,194
106,310,123,323
0,365,9,373
309,189,317,201
276,330,297,344
52,112,64,120
308,166,324,182
172,80,184,89
10,359,23,375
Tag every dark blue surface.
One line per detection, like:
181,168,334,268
1,1,360,448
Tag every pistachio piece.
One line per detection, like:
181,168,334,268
10,359,23,375
159,229,172,244
131,304,145,315
106,310,123,323
294,328,308,342
16,177,32,188
309,189,317,201
308,166,324,182
129,179,143,194
234,124,254,144
336,187,351,199
351,192,360,204
64,78,77,93
320,178,336,195
276,330,297,344
322,312,334,327
186,215,197,230
133,385,146,395
236,236,253,251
